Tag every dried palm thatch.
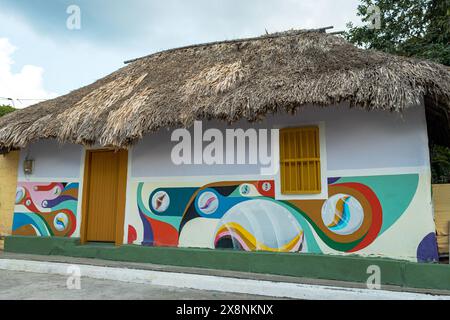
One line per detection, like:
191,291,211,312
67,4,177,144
0,29,449,150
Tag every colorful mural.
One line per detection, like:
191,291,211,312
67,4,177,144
12,182,79,237
129,174,438,261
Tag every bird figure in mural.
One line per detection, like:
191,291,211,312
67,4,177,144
155,193,166,211
328,196,351,229
200,196,217,211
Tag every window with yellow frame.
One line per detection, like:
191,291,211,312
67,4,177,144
279,126,321,194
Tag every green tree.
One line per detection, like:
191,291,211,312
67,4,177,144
346,0,450,66
431,145,450,184
346,0,450,183
0,105,16,117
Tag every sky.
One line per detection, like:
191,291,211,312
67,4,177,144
0,0,363,108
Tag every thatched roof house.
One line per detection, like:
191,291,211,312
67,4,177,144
6,29,449,264
0,29,449,150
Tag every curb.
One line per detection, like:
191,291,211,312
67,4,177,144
0,259,449,300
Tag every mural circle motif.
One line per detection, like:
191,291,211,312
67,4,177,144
261,182,272,192
15,187,25,204
197,191,219,215
151,191,170,213
321,193,364,236
52,185,62,196
54,212,69,232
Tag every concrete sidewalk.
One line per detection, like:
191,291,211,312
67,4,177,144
0,269,274,300
0,251,449,300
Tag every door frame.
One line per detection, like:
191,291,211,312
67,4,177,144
80,149,128,246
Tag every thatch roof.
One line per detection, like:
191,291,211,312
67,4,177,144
0,29,449,150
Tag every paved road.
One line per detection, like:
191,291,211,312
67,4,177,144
0,270,273,300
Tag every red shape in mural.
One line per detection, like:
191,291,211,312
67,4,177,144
127,225,137,244
257,180,275,198
144,216,179,247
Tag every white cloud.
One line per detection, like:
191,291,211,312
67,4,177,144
0,38,57,109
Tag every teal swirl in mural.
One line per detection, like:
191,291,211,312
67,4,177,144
133,174,421,257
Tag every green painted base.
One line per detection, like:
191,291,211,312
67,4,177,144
4,235,450,291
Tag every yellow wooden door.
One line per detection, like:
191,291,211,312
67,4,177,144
86,150,120,242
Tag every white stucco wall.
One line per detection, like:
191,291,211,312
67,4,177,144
14,103,430,181
123,103,438,262
17,140,84,181
15,140,84,238
131,103,431,180
11,103,437,262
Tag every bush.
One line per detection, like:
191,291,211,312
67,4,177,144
431,145,450,184
0,105,16,117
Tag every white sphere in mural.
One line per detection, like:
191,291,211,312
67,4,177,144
197,191,219,215
54,212,69,232
151,191,170,213
321,194,364,236
214,199,306,252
